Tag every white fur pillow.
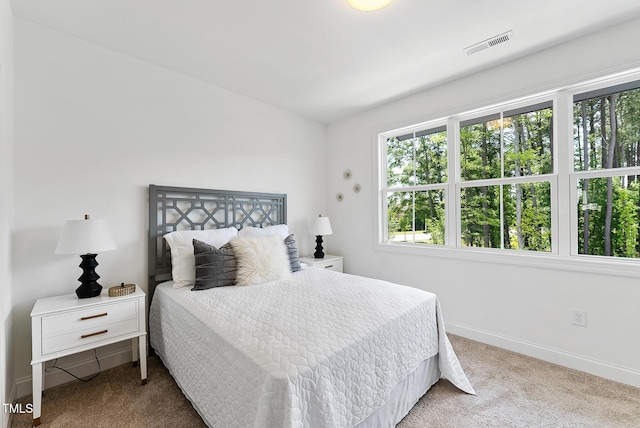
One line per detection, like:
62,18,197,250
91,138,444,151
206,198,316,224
230,235,291,286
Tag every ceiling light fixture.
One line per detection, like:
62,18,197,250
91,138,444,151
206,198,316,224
347,0,393,12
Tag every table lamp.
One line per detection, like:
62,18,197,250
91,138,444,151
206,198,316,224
309,215,333,259
55,215,117,298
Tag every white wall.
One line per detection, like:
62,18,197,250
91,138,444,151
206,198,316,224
327,17,640,387
0,0,14,426
12,18,327,394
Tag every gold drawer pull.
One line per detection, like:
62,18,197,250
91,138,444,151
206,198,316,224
324,265,334,269
81,313,107,321
81,330,108,339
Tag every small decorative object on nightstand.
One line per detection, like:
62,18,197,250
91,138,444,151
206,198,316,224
30,287,147,426
308,214,333,259
300,255,343,273
108,283,136,297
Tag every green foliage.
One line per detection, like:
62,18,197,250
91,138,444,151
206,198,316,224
511,183,552,251
460,185,501,248
387,189,445,245
460,122,500,181
503,110,553,177
578,177,640,257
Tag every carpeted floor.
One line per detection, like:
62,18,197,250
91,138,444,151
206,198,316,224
11,335,640,427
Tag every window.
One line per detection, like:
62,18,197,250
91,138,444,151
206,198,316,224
378,72,640,264
573,80,640,258
385,125,447,245
459,104,553,252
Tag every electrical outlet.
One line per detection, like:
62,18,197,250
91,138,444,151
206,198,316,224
571,309,587,327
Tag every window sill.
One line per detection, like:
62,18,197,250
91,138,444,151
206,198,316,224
374,241,640,278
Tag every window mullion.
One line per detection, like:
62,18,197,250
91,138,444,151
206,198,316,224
448,117,458,247
387,184,447,192
412,137,417,241
555,90,572,256
458,174,555,188
380,136,389,244
499,113,505,250
412,190,416,243
572,166,640,180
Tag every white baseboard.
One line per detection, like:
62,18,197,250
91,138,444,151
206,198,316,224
446,322,640,388
15,347,134,400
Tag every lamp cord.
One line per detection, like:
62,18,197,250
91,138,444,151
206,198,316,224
44,349,101,382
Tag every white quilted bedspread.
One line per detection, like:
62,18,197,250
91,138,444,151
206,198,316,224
149,268,474,428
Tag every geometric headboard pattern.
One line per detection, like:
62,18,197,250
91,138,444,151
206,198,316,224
148,184,287,293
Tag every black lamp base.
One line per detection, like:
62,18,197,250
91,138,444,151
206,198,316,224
76,253,103,298
313,235,325,259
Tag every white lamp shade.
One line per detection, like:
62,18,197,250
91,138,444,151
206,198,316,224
347,0,393,12
309,216,333,236
55,218,117,254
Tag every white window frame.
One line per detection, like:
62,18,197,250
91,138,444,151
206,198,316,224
380,119,449,246
454,96,557,253
375,69,640,278
568,72,640,259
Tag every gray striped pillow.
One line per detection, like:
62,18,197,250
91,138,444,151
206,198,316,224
284,234,302,273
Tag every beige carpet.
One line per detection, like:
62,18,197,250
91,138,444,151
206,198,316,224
11,335,640,427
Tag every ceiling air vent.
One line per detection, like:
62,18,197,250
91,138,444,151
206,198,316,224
465,31,514,56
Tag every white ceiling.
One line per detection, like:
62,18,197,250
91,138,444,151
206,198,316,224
11,0,640,123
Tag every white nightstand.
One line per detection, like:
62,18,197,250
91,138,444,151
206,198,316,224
300,255,344,272
30,287,147,426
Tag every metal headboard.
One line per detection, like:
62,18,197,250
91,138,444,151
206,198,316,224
148,184,287,298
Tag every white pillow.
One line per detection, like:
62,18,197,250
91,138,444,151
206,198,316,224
238,224,289,240
230,235,291,286
164,227,238,288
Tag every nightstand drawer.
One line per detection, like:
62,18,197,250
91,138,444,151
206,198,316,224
42,317,140,355
42,300,138,337
300,255,344,273
314,259,343,272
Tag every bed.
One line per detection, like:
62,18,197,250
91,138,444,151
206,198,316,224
147,185,474,428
